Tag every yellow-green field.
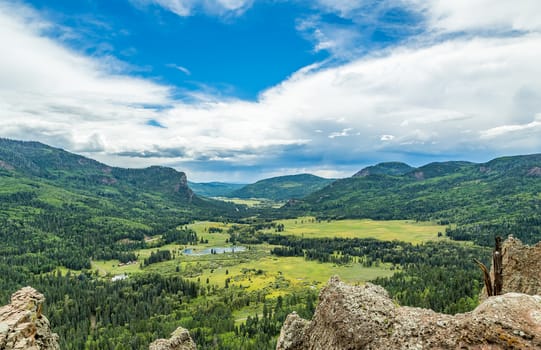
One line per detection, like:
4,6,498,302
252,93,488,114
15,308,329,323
185,256,393,293
90,218,433,297
263,217,444,243
212,197,283,208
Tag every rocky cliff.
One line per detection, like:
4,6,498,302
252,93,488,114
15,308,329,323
0,287,59,350
277,276,541,350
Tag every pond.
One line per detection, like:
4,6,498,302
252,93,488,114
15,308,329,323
182,246,247,256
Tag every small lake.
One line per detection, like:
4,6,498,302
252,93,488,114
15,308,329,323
182,246,246,256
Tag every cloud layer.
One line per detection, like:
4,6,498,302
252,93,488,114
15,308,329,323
1,0,541,182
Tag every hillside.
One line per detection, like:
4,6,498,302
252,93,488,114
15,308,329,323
353,161,414,177
188,181,246,197
288,154,541,246
0,138,243,272
228,174,335,201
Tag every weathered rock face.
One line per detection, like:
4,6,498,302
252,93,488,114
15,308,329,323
495,236,541,296
149,327,197,350
277,276,541,350
0,287,59,350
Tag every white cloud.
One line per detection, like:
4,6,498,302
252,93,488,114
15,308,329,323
329,128,353,139
296,16,364,58
310,0,541,35
310,0,373,18
301,0,541,60
168,64,191,76
135,0,254,17
2,1,541,181
407,0,541,34
480,114,541,139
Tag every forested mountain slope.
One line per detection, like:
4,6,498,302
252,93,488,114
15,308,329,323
188,181,246,197
0,138,243,272
228,173,335,200
353,161,414,177
287,154,541,246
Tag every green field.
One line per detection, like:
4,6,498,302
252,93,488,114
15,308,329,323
212,197,283,208
263,217,445,243
91,219,396,293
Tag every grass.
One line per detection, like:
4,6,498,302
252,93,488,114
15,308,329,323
233,304,263,325
91,218,420,293
263,217,445,244
212,197,283,208
181,254,393,300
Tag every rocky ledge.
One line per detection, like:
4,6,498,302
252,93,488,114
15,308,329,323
0,287,59,350
277,276,541,350
493,236,541,296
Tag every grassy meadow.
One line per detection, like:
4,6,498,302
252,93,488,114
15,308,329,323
90,219,403,292
84,217,444,326
262,217,445,243
212,197,283,208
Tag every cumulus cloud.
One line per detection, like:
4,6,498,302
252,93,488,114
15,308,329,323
301,0,541,59
407,0,541,34
2,1,541,181
309,0,541,35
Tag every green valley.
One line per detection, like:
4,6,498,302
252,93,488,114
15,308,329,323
1,138,539,349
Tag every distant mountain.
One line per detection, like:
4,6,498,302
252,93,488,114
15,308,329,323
286,154,541,246
353,162,414,177
0,138,195,201
188,181,246,197
228,174,335,201
407,161,475,180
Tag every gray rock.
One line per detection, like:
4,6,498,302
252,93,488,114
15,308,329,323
277,276,541,350
149,327,197,350
0,287,59,350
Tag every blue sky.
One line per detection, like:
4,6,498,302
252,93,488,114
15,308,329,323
29,0,328,100
1,0,541,182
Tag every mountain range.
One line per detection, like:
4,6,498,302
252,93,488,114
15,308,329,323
2,137,540,249
287,154,541,246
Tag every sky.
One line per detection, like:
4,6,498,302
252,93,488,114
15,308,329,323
1,0,541,183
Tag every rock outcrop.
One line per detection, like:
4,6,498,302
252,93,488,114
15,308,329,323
0,287,59,350
493,236,541,296
149,327,197,350
277,276,541,350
